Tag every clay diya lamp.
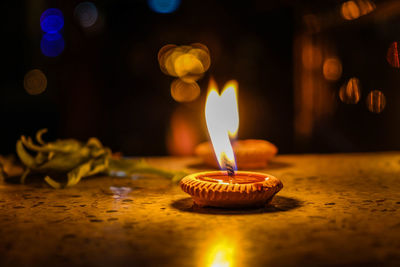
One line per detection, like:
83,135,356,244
180,79,283,208
180,171,282,208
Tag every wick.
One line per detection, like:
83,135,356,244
226,163,235,177
222,156,235,184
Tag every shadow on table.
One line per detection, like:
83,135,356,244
170,195,302,215
187,161,292,171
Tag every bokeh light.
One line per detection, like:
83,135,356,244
357,0,375,15
189,46,211,72
341,1,360,20
387,41,400,68
366,90,386,113
164,47,187,77
158,44,210,101
158,44,177,75
170,79,201,102
323,57,342,81
339,77,361,104
158,43,211,82
302,43,322,69
167,107,199,156
174,53,204,81
40,8,64,33
74,2,98,28
41,32,65,57
148,0,181,14
341,0,375,20
23,69,47,95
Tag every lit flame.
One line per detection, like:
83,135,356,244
205,78,239,171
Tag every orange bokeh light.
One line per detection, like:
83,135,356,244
366,90,386,113
339,77,361,104
387,42,400,68
323,57,342,81
341,0,375,20
23,69,47,95
167,107,199,156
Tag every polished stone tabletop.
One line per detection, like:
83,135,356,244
1,153,400,266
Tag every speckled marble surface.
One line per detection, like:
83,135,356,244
1,153,400,267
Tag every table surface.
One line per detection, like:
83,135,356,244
1,153,400,267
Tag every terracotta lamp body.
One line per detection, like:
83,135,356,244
180,171,282,208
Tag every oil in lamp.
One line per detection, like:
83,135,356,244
180,79,283,208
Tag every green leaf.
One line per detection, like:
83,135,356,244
44,176,61,189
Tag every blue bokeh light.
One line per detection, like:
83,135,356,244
40,8,64,33
148,0,181,14
41,32,65,57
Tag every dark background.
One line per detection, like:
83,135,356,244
1,0,400,156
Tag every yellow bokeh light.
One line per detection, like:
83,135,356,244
165,49,185,77
339,77,361,104
23,69,47,95
158,44,177,75
323,57,342,81
158,43,211,82
189,48,211,71
174,53,204,78
191,42,210,54
170,79,201,102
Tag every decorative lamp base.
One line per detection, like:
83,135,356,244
180,171,283,208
